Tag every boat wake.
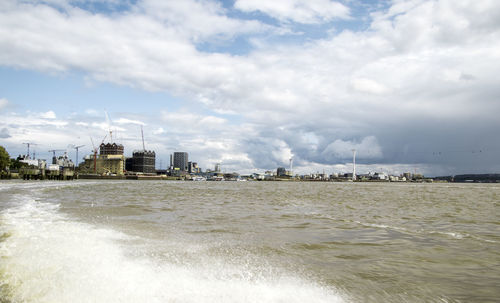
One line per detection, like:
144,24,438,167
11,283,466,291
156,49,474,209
0,193,345,303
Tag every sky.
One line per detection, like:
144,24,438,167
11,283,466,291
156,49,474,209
1,0,499,176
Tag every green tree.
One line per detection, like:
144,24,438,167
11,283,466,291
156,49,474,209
9,157,28,171
0,146,10,171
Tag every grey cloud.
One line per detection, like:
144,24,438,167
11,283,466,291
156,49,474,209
1,0,500,175
0,128,11,138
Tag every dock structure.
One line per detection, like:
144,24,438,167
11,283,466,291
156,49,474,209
17,153,76,180
19,167,75,180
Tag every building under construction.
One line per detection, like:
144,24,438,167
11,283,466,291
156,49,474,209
100,143,124,155
125,126,156,174
80,142,125,176
128,150,156,174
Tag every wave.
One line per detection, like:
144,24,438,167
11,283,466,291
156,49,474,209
0,194,345,303
352,220,497,244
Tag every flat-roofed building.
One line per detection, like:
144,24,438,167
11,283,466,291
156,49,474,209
132,150,156,174
173,152,188,171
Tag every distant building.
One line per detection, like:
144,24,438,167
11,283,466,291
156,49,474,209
372,172,388,180
188,161,200,174
215,163,221,172
403,172,412,180
131,150,156,174
80,142,125,175
173,152,188,171
54,152,74,168
125,157,134,171
277,167,287,177
99,143,124,155
81,154,124,175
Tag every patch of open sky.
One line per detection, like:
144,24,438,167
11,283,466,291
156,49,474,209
197,0,392,54
209,109,243,125
349,0,391,28
194,1,282,55
196,35,257,56
0,67,182,116
68,0,137,14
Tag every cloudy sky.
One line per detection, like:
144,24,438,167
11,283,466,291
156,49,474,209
1,0,499,176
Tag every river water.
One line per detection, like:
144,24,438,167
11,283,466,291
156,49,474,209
0,180,499,302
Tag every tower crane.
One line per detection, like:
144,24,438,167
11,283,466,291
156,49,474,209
48,149,65,164
90,134,107,173
90,137,97,173
22,142,38,159
68,144,85,167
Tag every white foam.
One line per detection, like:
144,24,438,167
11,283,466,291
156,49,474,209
353,220,408,232
0,195,345,303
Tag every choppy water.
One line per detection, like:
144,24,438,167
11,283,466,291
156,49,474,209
0,180,499,303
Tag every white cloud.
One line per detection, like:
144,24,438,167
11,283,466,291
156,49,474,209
0,98,8,109
138,0,268,41
350,78,389,95
160,110,227,132
114,118,145,125
91,122,125,132
152,127,165,135
1,0,499,175
234,0,350,24
40,110,57,119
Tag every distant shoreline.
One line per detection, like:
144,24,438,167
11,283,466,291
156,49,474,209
2,172,500,183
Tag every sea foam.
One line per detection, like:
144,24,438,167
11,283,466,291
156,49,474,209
0,194,345,303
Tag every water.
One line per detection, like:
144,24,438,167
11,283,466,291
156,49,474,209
0,180,499,302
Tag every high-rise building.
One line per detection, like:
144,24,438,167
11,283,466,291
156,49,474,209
173,152,188,171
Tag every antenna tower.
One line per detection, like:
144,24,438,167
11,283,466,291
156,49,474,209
352,149,357,181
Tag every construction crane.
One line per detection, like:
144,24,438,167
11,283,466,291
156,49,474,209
22,142,38,159
105,110,114,143
90,134,107,173
90,137,97,173
48,149,65,164
68,144,85,167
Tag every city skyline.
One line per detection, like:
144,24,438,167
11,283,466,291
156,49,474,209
1,0,499,176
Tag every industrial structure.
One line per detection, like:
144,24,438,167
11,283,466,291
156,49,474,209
126,126,156,174
18,152,75,180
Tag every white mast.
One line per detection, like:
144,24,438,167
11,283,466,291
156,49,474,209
352,149,357,181
141,125,146,151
